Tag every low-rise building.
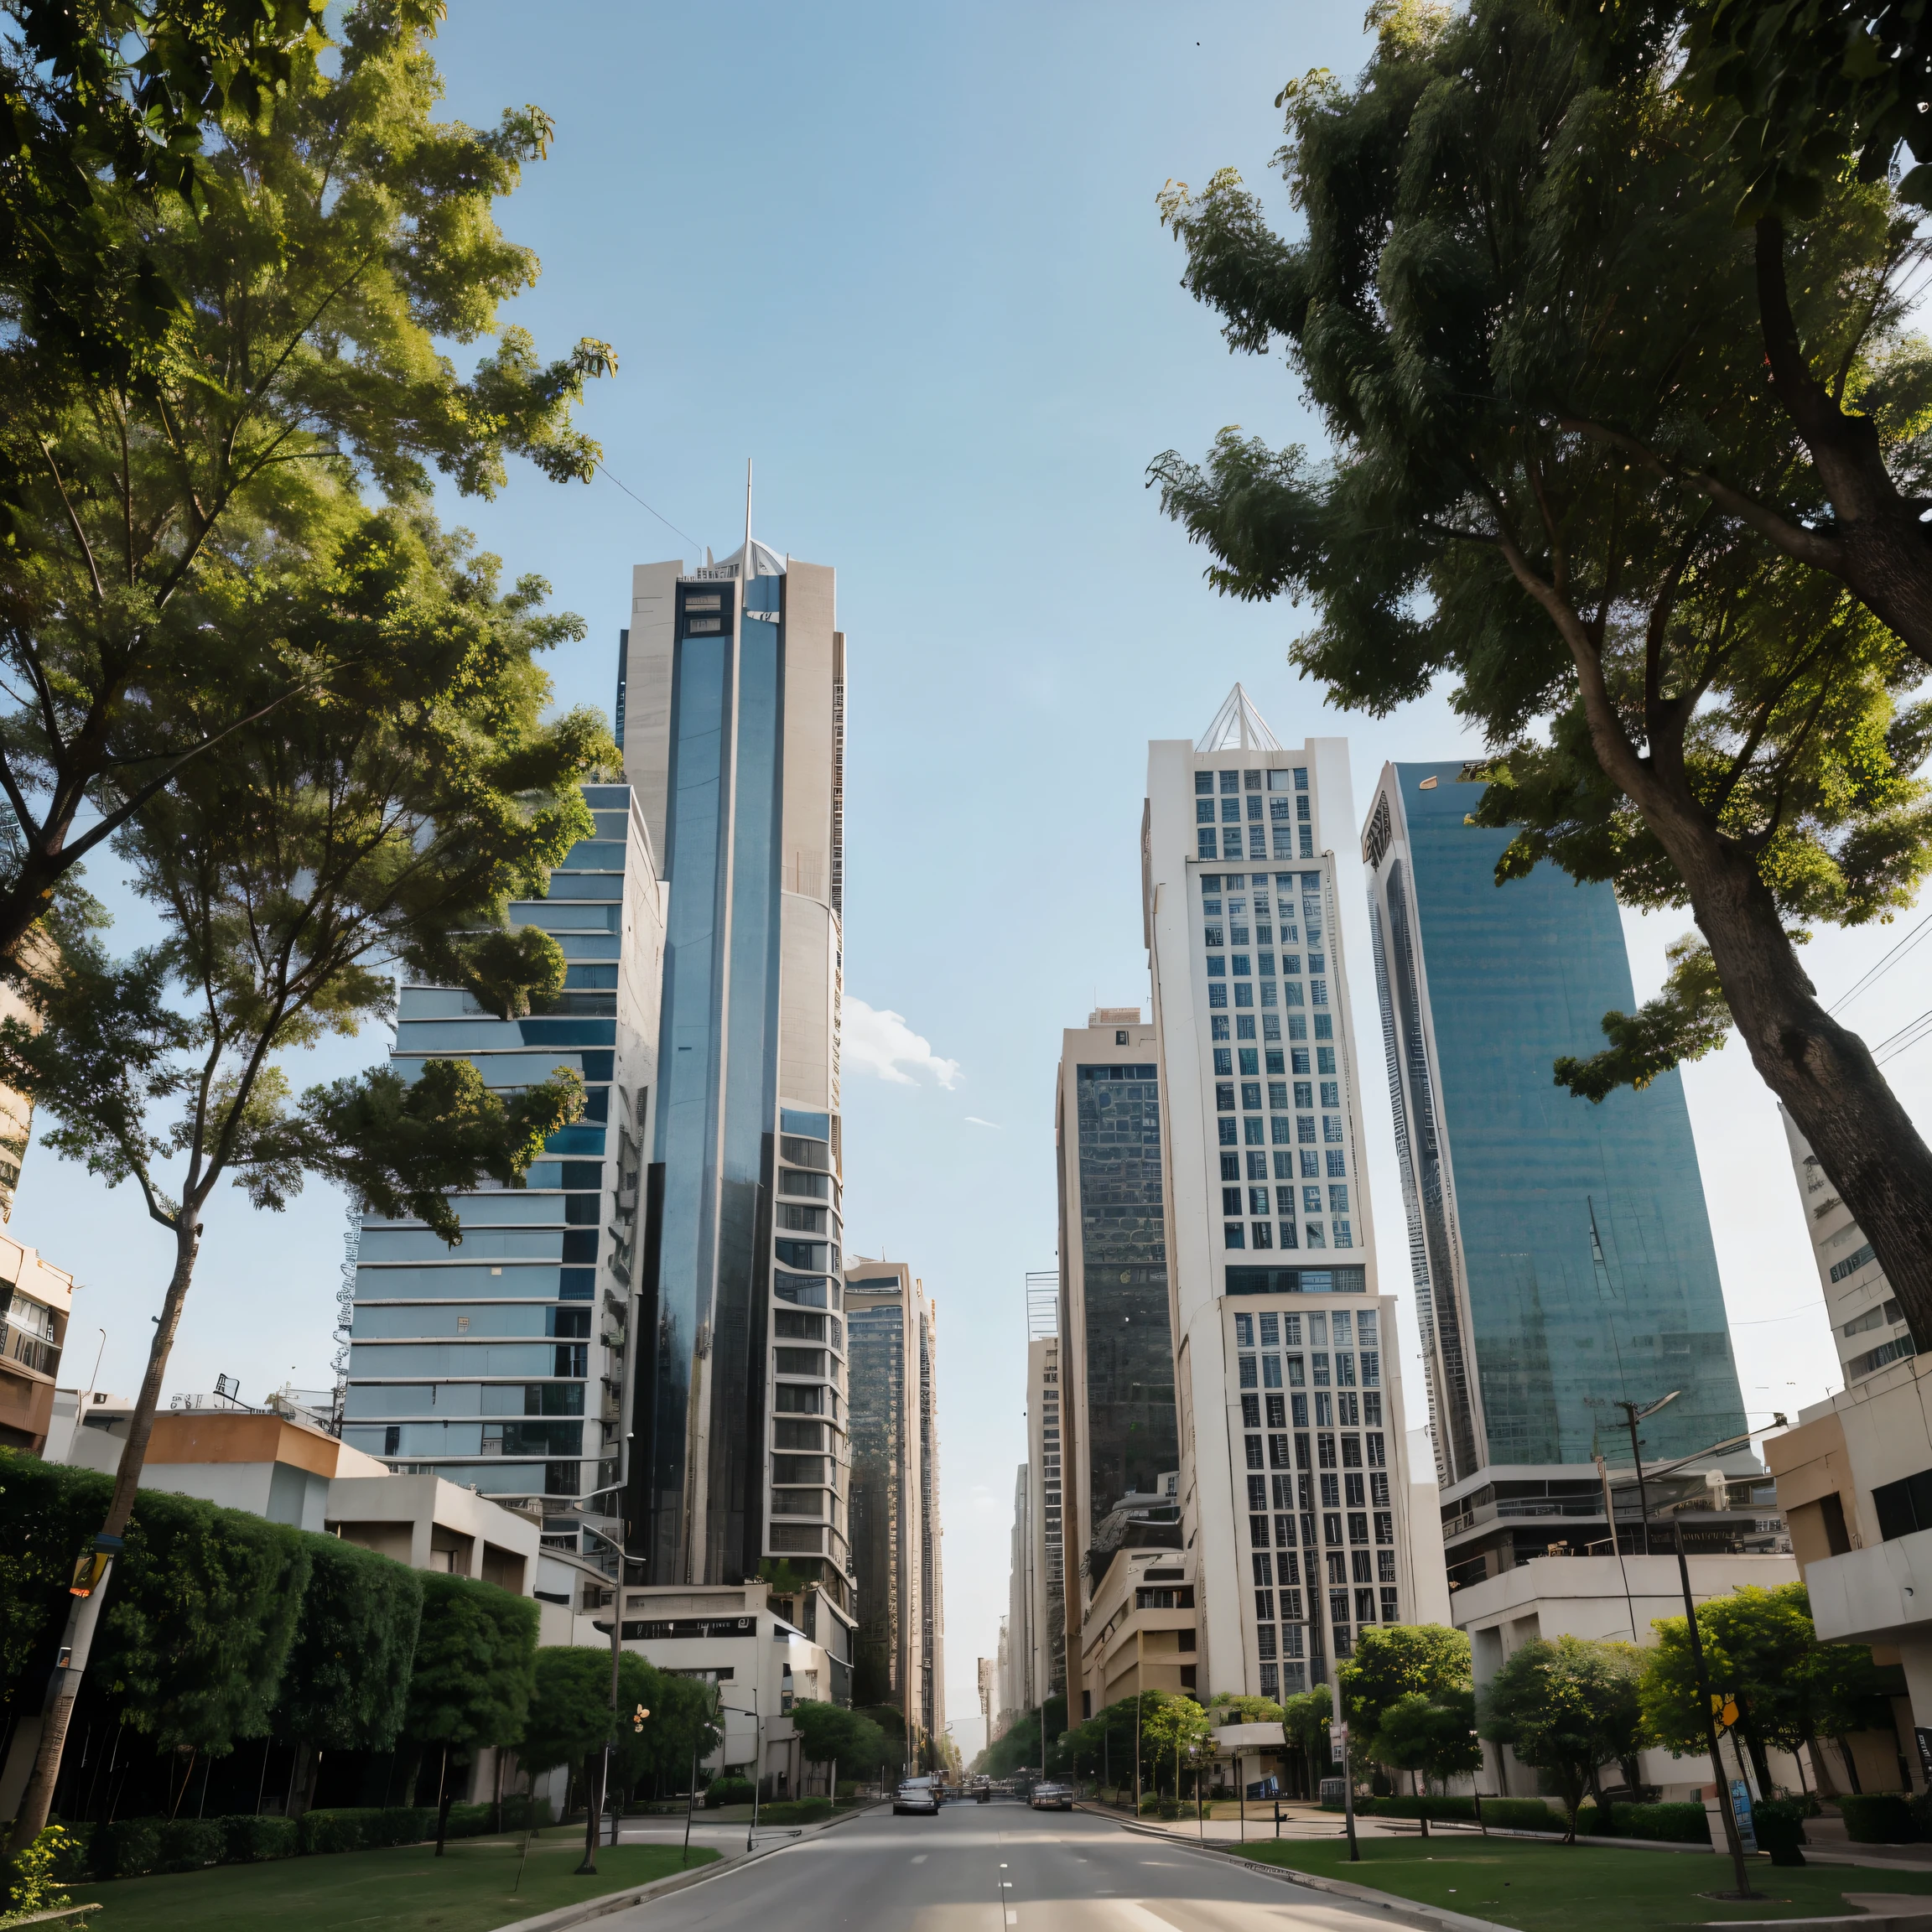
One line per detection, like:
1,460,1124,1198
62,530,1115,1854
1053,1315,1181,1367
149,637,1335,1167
1452,1552,1805,1801
1078,1544,1197,1706
0,1240,77,1454
1765,1357,1932,1793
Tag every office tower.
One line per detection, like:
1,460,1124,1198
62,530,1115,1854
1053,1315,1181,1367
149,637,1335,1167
844,1258,947,1755
1005,1463,1033,1715
344,784,663,1566
620,542,853,1632
1055,1006,1182,1717
1025,1299,1067,1702
1779,1107,1915,1391
1145,687,1427,1694
1363,761,1753,1584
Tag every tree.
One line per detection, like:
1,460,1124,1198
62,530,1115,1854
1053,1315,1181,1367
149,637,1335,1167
404,1574,538,1853
521,1647,649,1814
1281,1682,1334,1783
1140,1695,1212,1800
273,1535,423,1753
0,0,614,978
1642,1581,1898,1794
4,507,598,1848
790,1701,886,1798
1374,1689,1483,1836
1482,1636,1645,1840
1339,1625,1472,1742
1150,0,1932,1347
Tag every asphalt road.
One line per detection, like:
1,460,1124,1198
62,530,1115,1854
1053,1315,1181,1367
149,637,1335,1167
599,1799,1402,1932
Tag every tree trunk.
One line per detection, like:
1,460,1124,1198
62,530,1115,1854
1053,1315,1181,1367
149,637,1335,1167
7,1214,201,1852
434,1745,451,1857
1754,218,1932,674
1838,1737,1863,1794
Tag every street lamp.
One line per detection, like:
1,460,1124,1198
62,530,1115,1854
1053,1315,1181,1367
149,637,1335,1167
1613,1394,1763,1903
717,1693,763,1852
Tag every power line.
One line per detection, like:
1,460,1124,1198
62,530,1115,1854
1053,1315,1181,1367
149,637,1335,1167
593,460,703,553
1828,903,1932,1015
1872,1005,1932,1066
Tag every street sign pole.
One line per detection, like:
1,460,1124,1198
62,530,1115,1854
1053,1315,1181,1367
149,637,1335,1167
1332,1722,1358,1862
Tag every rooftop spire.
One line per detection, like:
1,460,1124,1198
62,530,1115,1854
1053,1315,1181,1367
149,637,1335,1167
1197,683,1282,753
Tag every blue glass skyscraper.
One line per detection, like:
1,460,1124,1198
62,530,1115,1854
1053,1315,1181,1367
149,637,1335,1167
620,541,852,1628
1363,761,1751,1586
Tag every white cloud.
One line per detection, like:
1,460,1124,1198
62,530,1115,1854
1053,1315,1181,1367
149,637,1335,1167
845,998,962,1089
964,1116,1002,1130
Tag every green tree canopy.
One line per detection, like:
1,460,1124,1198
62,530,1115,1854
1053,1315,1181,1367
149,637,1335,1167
790,1701,887,1782
1140,1695,1213,1797
0,0,614,976
1374,1688,1483,1831
1151,0,1932,1342
404,1573,538,1761
1206,1693,1285,1725
273,1534,423,1753
1281,1683,1334,1768
1339,1625,1472,1739
1482,1636,1645,1838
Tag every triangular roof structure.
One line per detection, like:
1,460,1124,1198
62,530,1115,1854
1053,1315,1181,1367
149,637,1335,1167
715,537,787,577
1196,683,1282,753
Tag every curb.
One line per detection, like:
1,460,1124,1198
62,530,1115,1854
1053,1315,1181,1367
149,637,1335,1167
487,1803,887,1932
1078,1805,1516,1932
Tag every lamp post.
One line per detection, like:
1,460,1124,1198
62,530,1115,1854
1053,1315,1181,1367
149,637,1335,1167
718,1693,762,1853
1615,1394,1760,1902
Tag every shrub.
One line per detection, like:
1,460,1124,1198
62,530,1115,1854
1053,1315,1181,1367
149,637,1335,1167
758,1799,833,1826
835,1779,860,1799
444,1803,492,1840
299,1807,435,1854
1359,1795,1478,1822
704,1777,755,1810
1472,1798,1567,1832
41,1824,91,1884
1840,1792,1918,1843
1753,1797,1808,1867
1576,1800,1711,1843
155,1818,225,1872
91,1818,164,1879
219,1815,298,1862
501,1794,553,1831
2,1825,76,1921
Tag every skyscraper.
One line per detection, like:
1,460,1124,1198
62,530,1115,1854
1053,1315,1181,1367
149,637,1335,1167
1363,761,1753,1585
1145,688,1426,1696
844,1257,946,1756
621,541,852,1632
1779,1106,1915,1392
343,783,664,1571
1055,1006,1182,1716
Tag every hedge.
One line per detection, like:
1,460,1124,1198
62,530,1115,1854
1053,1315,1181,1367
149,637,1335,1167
704,1777,755,1810
1343,1794,1560,1832
1840,1792,1918,1843
756,1799,834,1826
1576,1801,1711,1843
56,1802,523,1878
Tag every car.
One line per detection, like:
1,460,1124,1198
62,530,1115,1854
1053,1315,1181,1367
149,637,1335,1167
1028,1782,1073,1810
894,1778,943,1815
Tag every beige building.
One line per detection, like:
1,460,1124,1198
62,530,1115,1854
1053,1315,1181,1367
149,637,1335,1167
0,1239,75,1454
1766,1359,1932,1793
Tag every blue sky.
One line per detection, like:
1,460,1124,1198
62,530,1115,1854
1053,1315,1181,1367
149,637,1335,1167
27,1,1932,1762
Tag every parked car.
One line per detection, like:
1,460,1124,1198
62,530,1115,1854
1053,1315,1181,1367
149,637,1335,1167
1029,1782,1073,1810
895,1777,943,1815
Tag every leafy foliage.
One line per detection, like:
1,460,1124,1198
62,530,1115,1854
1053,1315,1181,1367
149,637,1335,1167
1338,1625,1472,1737
96,1488,309,1755
273,1535,423,1753
402,1573,537,1757
1481,1636,1645,1837
1150,0,1932,1333
0,1449,108,1721
1374,1688,1483,1794
790,1701,886,1780
0,0,615,970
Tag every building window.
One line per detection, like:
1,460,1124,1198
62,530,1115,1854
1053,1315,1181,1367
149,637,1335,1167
1197,771,1214,795
1374,1512,1394,1545
1234,983,1254,1007
1220,797,1240,823
1207,956,1226,979
1322,1115,1343,1143
1217,1083,1235,1112
1327,1150,1347,1177
1204,926,1225,949
1244,1117,1264,1145
1197,799,1215,823
1225,1223,1246,1249
1366,1431,1385,1466
1306,1222,1327,1249
1297,1116,1316,1144
1301,1184,1322,1213
1300,825,1315,857
1235,1314,1254,1347
1270,1117,1291,1145
1247,1150,1268,1179
1209,985,1227,1009
1212,1014,1231,1041
1368,1472,1389,1506
1262,1354,1283,1389
1197,829,1217,859
1239,1046,1259,1075
1223,1187,1244,1216
1320,1472,1340,1506
1245,1435,1264,1468
1220,770,1240,793
1214,1048,1233,1076
1259,1663,1280,1697
1241,1082,1262,1111
1334,1219,1353,1248
1223,829,1244,860
1218,1119,1237,1147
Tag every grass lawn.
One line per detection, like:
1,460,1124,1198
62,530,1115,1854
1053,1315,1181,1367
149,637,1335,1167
74,1832,719,1932
1231,1831,1932,1929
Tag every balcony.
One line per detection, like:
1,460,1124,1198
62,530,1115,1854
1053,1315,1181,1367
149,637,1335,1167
2,1324,60,1379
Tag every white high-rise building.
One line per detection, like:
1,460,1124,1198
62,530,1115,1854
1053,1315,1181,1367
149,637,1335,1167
1145,687,1428,1700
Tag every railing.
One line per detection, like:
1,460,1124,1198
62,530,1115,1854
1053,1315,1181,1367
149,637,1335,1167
2,1323,59,1378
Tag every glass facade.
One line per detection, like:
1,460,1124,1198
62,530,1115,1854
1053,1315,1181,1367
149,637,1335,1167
1368,763,1745,1481
1073,1064,1177,1555
345,788,642,1514
845,1292,905,1706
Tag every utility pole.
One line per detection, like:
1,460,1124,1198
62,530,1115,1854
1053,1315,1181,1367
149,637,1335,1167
1616,1394,1759,1901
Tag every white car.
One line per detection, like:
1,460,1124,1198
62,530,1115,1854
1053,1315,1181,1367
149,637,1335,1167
1029,1782,1073,1810
894,1779,942,1815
